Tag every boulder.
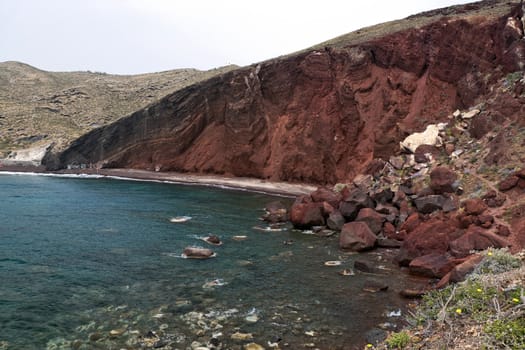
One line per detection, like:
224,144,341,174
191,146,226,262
377,238,402,248
355,208,385,234
476,214,494,228
339,222,377,251
496,224,511,237
290,202,324,229
183,247,215,259
396,217,458,266
327,210,345,231
262,201,288,223
354,259,380,273
414,144,440,163
399,213,421,234
436,254,484,289
339,188,374,221
310,187,341,208
499,175,519,191
449,226,511,257
370,187,394,204
414,195,447,214
408,253,462,278
430,166,458,194
462,198,488,215
400,124,443,153
375,203,399,223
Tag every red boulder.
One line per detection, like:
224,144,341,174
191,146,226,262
339,222,377,252
430,166,458,194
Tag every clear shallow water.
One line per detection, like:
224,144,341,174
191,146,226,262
0,174,422,350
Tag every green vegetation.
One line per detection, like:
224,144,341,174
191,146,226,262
379,249,525,349
385,331,411,349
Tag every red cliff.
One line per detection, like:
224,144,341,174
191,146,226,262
50,0,525,184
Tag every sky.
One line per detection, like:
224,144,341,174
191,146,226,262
0,0,474,75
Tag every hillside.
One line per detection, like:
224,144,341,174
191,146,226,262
0,61,236,156
50,0,525,185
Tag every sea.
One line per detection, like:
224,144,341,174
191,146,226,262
0,173,423,350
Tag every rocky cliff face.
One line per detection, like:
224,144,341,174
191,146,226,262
52,0,525,184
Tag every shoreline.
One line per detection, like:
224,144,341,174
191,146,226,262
0,166,317,197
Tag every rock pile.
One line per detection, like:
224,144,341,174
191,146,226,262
287,109,517,289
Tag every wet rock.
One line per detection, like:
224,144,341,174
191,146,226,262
310,187,341,208
430,166,457,194
449,226,511,257
183,247,215,259
339,222,377,251
231,332,254,340
363,280,389,293
262,201,288,223
244,343,265,350
408,253,461,278
377,238,402,248
499,175,519,191
290,202,324,229
354,259,380,273
462,198,488,215
327,210,345,231
355,208,385,234
396,217,458,266
365,328,388,345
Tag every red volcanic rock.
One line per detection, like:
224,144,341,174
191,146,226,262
499,175,519,191
476,214,494,228
396,217,459,266
430,167,458,194
310,187,341,208
449,226,511,257
414,144,440,163
409,253,461,278
290,202,325,229
482,190,506,207
52,1,525,185
436,254,484,289
497,224,511,237
339,222,377,251
462,198,488,215
399,213,421,234
355,208,385,234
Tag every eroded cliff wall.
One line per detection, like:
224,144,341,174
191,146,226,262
52,0,525,184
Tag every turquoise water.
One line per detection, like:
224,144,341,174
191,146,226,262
0,174,421,350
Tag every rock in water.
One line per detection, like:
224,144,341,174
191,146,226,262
183,247,215,259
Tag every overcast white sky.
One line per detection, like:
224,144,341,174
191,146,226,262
1,0,474,75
